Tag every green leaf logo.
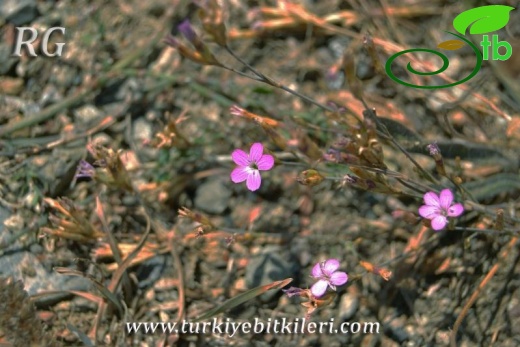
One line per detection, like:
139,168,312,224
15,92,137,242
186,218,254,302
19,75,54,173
453,5,515,35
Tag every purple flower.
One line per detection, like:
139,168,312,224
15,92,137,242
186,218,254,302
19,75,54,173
418,189,464,230
310,259,348,298
75,160,95,179
230,143,274,191
177,19,198,44
282,287,305,298
426,143,441,156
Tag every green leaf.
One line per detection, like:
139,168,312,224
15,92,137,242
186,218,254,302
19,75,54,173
193,278,293,321
407,140,518,171
378,117,422,146
462,173,520,201
453,5,515,35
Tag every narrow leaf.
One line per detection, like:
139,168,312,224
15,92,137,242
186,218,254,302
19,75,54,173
377,117,422,146
462,173,520,201
54,267,125,317
410,140,517,169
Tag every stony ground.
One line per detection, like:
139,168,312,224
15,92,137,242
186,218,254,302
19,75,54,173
1,0,519,346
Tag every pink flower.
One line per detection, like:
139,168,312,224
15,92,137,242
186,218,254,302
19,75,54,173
418,189,464,230
310,259,348,298
230,143,274,191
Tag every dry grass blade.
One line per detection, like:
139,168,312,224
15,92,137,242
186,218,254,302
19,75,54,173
53,267,125,318
95,196,132,298
91,204,152,342
30,290,104,306
193,278,293,322
450,236,519,347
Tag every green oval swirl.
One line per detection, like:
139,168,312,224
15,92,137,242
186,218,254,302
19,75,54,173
385,31,483,89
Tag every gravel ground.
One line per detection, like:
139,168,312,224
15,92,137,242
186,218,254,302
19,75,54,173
1,1,519,346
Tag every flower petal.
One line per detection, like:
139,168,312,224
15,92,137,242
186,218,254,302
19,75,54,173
431,215,447,230
418,205,440,219
311,262,324,278
246,169,261,191
448,203,464,217
322,259,340,275
423,191,440,207
230,167,249,183
330,271,348,286
232,149,250,166
249,143,264,162
439,189,454,210
310,280,329,298
257,154,274,171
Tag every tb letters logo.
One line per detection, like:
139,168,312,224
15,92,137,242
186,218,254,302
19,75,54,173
385,5,515,89
12,27,66,57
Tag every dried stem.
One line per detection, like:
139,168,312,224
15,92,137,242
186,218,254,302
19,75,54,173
450,236,518,347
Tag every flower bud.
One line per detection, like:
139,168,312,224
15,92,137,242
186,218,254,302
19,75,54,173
427,143,446,176
342,52,363,101
359,260,392,281
297,169,325,187
178,207,215,230
196,0,228,47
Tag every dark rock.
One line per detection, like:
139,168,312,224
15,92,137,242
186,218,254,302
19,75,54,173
135,254,167,289
245,246,300,302
0,44,18,75
384,316,409,344
1,0,39,26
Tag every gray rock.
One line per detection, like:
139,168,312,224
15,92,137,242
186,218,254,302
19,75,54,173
2,95,40,116
194,180,232,214
356,54,375,80
115,78,142,101
338,292,359,321
39,84,62,107
1,0,39,26
73,104,102,124
245,246,299,302
0,208,22,252
0,252,91,302
133,117,153,143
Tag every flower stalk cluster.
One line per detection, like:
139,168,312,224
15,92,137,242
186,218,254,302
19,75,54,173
178,207,216,236
164,19,222,66
41,197,102,242
76,143,133,192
